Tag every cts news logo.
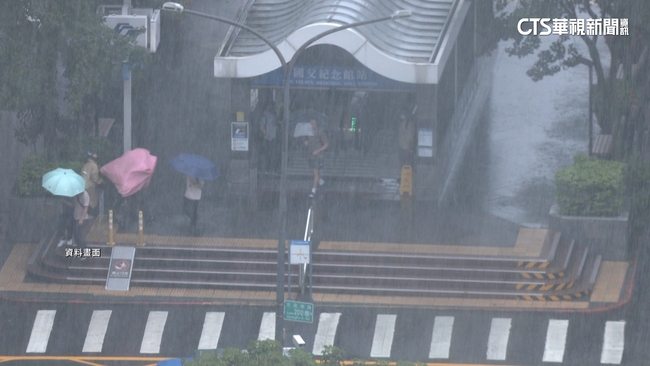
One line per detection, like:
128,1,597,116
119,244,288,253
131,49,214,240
517,18,553,36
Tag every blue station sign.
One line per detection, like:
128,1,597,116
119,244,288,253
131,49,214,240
251,66,414,90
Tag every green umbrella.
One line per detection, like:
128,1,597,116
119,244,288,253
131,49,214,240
42,168,86,197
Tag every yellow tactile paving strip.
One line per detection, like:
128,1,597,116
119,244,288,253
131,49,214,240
512,228,548,257
0,243,606,309
590,261,629,303
87,216,549,259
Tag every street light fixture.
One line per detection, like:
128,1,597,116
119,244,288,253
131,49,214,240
162,2,411,344
161,2,183,12
391,9,412,19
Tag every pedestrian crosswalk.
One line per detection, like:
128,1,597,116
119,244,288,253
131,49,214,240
370,314,396,358
543,319,569,362
82,310,112,353
602,321,625,364
198,312,225,350
486,318,511,361
26,310,55,353
140,311,168,354
429,315,453,359
21,308,626,364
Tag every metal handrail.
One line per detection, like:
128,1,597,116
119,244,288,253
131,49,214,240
299,202,315,294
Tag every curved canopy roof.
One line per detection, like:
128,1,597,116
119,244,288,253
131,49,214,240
214,0,469,84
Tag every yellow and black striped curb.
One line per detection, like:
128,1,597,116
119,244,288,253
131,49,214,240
519,270,565,279
515,280,575,291
518,290,590,301
517,260,550,269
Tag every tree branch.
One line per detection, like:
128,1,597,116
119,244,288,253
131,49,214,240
583,0,599,19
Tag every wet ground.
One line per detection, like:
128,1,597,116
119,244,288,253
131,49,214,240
129,1,599,250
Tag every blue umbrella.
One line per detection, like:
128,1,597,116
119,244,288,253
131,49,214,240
42,168,86,197
169,154,220,180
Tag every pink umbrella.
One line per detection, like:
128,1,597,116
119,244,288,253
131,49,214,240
100,148,157,197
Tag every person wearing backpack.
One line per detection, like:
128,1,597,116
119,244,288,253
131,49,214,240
305,119,329,198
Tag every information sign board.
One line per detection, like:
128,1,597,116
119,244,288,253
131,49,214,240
231,122,249,151
284,300,314,323
290,240,310,264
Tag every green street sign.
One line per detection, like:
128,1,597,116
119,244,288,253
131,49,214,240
284,300,314,323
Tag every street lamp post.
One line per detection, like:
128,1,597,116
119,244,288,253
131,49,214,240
162,2,410,344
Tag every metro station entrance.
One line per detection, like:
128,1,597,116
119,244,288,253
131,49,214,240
249,45,417,200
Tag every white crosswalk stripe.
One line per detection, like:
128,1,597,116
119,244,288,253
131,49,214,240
601,321,625,364
198,312,225,350
486,318,511,361
83,310,112,353
140,311,168,354
429,316,454,359
370,314,396,358
312,313,341,356
542,319,568,363
26,310,56,353
20,309,629,363
258,312,275,341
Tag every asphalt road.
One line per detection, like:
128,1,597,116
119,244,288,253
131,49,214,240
0,299,641,365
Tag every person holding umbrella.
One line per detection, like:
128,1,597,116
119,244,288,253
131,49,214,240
81,152,104,217
169,153,219,235
42,168,90,258
72,189,91,259
305,119,329,198
100,148,158,228
56,197,75,247
184,175,204,234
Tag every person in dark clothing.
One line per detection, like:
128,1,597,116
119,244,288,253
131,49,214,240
57,197,75,247
183,175,204,233
259,104,280,173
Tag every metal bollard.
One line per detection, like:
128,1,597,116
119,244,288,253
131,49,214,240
107,210,115,246
137,211,145,246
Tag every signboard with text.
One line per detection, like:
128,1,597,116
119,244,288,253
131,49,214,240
284,300,314,323
231,122,249,151
251,66,414,90
105,246,136,291
290,240,310,264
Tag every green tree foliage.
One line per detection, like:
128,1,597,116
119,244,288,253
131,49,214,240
16,154,83,197
493,0,650,141
320,345,345,366
183,340,432,366
0,0,149,153
555,153,625,216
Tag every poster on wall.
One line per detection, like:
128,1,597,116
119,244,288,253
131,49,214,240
418,128,433,158
231,122,249,151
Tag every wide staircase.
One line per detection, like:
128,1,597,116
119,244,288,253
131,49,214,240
27,219,601,301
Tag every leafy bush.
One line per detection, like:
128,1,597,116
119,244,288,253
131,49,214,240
555,153,625,216
16,154,84,197
321,345,345,366
182,340,425,366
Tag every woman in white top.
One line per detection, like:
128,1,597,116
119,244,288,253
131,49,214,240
184,175,204,232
